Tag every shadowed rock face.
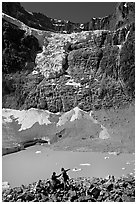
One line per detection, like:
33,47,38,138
2,2,135,112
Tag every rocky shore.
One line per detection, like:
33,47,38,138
2,175,135,202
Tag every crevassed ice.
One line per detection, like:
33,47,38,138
2,108,51,131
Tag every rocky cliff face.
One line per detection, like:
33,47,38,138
2,2,135,33
2,2,135,112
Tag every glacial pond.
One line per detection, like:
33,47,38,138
2,145,135,188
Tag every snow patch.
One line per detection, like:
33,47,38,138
25,9,33,15
2,108,51,131
80,24,84,29
124,3,127,7
56,106,98,126
56,107,84,126
125,30,130,41
32,70,39,75
117,45,122,50
99,125,110,139
56,109,73,126
70,107,82,122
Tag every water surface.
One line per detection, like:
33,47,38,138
2,145,135,187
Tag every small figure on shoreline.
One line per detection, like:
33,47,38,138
61,167,70,190
51,172,62,192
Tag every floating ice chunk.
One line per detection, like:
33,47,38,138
122,167,125,170
104,156,109,159
72,168,82,172
80,163,91,166
130,172,133,175
126,162,130,165
108,152,120,156
35,151,41,154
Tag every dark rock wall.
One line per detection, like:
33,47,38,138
2,19,41,74
2,2,54,31
2,19,42,109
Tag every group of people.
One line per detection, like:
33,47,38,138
33,167,70,194
51,168,70,191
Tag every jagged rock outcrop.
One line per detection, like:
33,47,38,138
2,2,135,112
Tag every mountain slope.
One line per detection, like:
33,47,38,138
2,2,135,32
2,2,135,112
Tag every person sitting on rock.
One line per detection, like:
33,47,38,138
61,167,70,190
51,172,61,191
